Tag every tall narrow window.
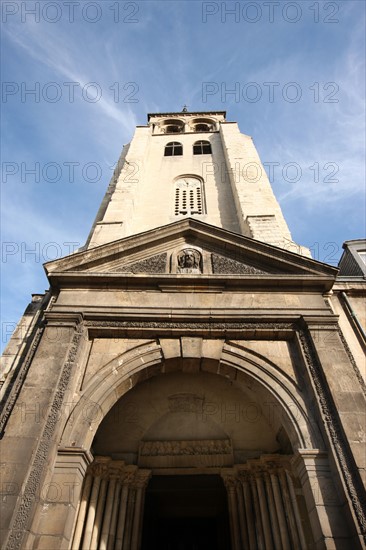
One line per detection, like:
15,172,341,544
193,140,212,155
164,142,183,156
174,177,205,216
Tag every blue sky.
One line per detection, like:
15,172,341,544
1,0,365,351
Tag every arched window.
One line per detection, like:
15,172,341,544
195,123,210,132
193,140,212,155
161,119,184,134
174,176,205,216
165,125,182,133
190,118,215,133
164,142,183,157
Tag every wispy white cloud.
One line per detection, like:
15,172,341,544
3,22,138,132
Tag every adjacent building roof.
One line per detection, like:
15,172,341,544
338,239,366,278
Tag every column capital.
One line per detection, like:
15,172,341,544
108,460,126,478
90,456,112,477
221,469,238,491
122,465,138,486
134,469,151,489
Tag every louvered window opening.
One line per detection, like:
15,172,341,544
175,182,203,216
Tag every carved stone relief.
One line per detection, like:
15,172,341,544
114,253,167,274
138,438,233,468
177,248,202,273
211,253,268,275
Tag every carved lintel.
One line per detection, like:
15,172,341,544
138,439,233,468
139,439,232,457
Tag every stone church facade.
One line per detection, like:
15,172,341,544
1,111,365,549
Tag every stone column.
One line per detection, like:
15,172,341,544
82,475,102,549
250,475,265,549
235,477,249,550
82,458,110,549
239,472,257,550
90,477,108,549
255,472,273,549
270,472,291,550
71,472,93,550
122,486,136,550
107,480,122,550
286,471,307,550
114,482,130,550
279,470,300,549
131,470,151,550
263,472,282,550
99,478,117,550
114,467,136,550
116,483,129,549
99,461,125,550
222,472,241,550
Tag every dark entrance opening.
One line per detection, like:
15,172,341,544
141,474,231,550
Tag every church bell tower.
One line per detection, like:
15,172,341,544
1,111,365,550
86,110,309,255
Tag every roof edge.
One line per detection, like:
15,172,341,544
147,111,226,121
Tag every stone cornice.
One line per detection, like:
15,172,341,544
46,272,336,293
147,111,226,120
44,219,338,279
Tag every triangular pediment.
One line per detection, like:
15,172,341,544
44,219,337,289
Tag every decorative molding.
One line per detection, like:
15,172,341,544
211,253,268,275
138,439,233,468
114,253,167,274
85,320,295,331
140,439,232,457
46,293,58,311
85,460,150,488
299,328,366,541
5,323,84,550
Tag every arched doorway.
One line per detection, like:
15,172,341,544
69,369,313,548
